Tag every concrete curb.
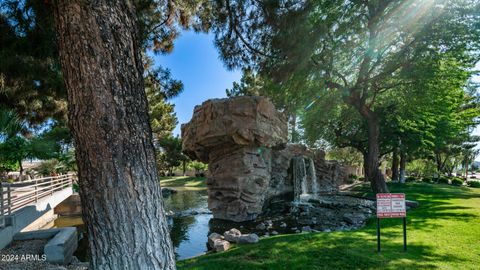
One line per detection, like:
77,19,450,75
13,227,78,265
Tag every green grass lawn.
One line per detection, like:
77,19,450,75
160,176,206,190
178,182,480,270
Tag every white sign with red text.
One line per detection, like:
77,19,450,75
376,193,406,218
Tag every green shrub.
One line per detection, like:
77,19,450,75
451,178,463,186
359,177,365,182
35,159,60,176
468,181,480,188
422,177,432,183
452,176,464,182
0,159,19,175
406,176,416,182
72,182,80,192
438,177,449,184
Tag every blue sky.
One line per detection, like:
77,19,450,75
152,31,241,136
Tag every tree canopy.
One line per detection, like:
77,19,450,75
211,0,480,192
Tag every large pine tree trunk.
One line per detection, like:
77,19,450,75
52,1,175,269
391,148,399,182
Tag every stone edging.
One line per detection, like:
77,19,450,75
13,227,78,265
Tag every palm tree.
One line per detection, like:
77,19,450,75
0,108,23,140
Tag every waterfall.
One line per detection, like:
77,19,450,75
292,156,319,201
292,157,307,202
309,158,318,197
301,160,308,196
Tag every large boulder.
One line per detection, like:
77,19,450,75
213,239,231,252
182,96,288,163
238,233,259,244
208,233,224,249
223,228,242,243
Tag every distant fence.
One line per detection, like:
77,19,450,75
0,174,75,228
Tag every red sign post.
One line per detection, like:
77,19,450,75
376,193,407,252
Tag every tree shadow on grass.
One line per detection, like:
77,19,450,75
354,182,480,232
370,206,478,234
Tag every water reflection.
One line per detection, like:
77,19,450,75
53,189,213,261
171,215,211,259
163,189,208,212
163,189,212,260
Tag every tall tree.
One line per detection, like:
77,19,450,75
144,65,183,141
0,135,58,176
157,135,188,175
3,0,214,268
52,1,175,268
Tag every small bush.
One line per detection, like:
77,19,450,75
359,177,365,182
438,177,449,184
451,178,463,186
468,181,480,188
6,176,15,183
452,176,464,182
35,159,60,176
406,176,416,182
422,177,432,183
72,182,80,192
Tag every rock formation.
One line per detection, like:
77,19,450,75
182,96,349,222
182,96,287,222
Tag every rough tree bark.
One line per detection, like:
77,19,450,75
363,111,389,193
391,148,399,182
349,95,389,193
465,157,469,179
52,1,175,269
18,160,23,176
182,160,186,176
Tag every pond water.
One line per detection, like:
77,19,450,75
51,189,217,261
163,189,212,260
